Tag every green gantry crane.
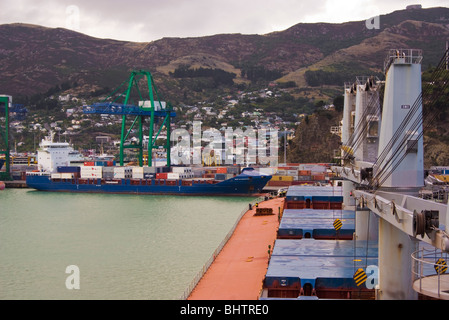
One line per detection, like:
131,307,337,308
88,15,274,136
83,70,176,167
0,95,11,181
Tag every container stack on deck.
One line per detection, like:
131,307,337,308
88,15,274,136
52,164,242,184
267,163,334,187
261,185,378,300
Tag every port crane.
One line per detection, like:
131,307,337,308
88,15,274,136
0,95,12,181
83,70,176,167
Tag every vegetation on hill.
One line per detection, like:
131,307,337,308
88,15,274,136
1,7,449,166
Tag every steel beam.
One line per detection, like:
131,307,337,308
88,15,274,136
353,189,449,252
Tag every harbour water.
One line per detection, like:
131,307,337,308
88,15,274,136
0,188,256,300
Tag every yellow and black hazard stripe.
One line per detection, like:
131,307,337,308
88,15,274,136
333,219,343,231
353,268,367,286
434,258,448,275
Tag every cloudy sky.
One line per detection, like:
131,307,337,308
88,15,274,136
1,0,447,42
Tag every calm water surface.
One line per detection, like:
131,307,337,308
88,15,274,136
0,188,255,300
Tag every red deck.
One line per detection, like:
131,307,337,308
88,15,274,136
188,197,284,300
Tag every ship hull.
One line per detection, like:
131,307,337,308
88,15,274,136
26,171,271,196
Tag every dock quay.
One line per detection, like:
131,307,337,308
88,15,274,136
3,180,28,188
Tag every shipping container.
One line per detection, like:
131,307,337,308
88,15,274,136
144,173,155,179
156,173,168,179
226,166,240,174
172,167,192,173
84,161,95,166
143,167,158,174
160,166,171,173
167,173,179,180
216,167,227,174
113,166,132,179
80,173,102,179
215,173,226,181
299,164,326,173
102,172,115,180
57,166,81,173
268,180,293,186
271,176,294,182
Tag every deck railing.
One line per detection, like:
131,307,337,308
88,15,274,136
411,247,449,299
384,49,423,73
179,196,265,300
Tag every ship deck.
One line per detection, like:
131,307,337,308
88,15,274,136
277,209,355,240
186,185,379,300
187,197,284,300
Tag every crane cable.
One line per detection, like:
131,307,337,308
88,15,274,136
342,79,383,161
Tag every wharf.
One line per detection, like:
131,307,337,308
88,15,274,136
3,180,28,188
187,196,284,300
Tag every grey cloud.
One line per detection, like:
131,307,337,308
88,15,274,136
1,0,447,42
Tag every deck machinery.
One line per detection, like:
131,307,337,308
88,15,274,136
333,48,449,299
83,70,176,167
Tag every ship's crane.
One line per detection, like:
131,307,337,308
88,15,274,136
83,70,176,167
333,48,449,299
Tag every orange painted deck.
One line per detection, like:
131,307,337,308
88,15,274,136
188,197,284,300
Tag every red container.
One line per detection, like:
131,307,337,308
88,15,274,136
84,161,95,166
156,173,167,179
216,167,227,173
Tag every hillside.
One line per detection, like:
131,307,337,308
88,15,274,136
0,6,448,99
1,6,449,166
287,109,342,163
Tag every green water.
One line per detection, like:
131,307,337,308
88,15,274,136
0,188,255,300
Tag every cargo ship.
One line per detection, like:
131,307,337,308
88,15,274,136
26,167,271,196
25,133,271,196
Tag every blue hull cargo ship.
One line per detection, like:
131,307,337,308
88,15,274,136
25,132,271,196
26,167,271,196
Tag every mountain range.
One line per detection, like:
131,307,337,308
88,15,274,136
1,6,448,99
